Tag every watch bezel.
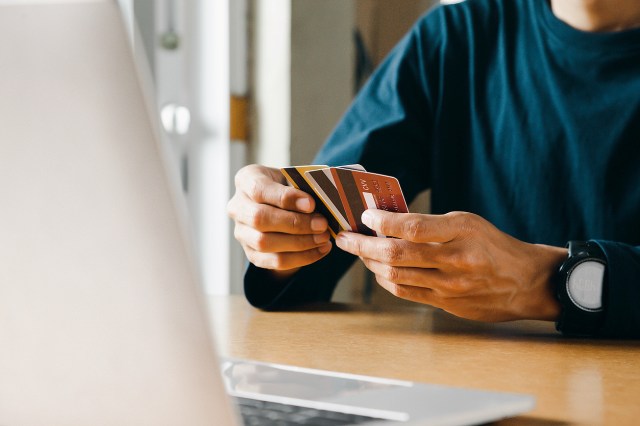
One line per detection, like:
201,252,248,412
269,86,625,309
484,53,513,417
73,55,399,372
563,257,605,313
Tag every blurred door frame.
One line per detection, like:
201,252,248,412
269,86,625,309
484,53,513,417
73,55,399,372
124,0,247,295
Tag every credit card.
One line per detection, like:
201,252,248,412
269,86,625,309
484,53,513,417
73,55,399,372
331,168,409,237
280,165,341,237
304,168,352,232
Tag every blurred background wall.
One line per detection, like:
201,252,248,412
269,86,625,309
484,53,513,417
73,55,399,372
132,0,438,299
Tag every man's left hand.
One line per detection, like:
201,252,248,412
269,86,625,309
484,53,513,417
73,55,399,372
335,210,567,322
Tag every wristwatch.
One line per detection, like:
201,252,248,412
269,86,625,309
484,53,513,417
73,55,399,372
555,241,607,336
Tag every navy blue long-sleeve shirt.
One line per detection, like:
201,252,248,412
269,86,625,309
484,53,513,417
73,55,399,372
244,0,640,337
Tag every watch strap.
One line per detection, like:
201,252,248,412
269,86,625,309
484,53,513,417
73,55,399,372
568,240,603,258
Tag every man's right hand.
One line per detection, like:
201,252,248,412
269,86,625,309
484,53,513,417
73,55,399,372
227,164,332,281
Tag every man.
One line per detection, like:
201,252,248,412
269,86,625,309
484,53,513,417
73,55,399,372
227,0,640,337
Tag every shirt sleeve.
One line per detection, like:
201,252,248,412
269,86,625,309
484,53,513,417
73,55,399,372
594,241,640,338
244,16,440,310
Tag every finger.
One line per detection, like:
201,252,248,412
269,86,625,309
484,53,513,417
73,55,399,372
235,223,331,253
236,166,315,213
336,231,446,268
233,195,328,234
360,258,448,289
363,257,494,302
244,243,332,271
361,210,474,243
374,275,439,306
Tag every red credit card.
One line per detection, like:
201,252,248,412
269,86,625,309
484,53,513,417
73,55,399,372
331,168,409,237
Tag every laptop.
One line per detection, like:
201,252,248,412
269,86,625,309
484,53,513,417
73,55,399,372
0,1,535,425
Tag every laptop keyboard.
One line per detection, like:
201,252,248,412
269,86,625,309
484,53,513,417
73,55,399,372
235,396,387,425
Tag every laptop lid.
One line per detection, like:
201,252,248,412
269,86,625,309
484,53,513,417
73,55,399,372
0,1,238,424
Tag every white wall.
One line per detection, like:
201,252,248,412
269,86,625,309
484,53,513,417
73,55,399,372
182,1,233,295
290,1,355,165
251,0,355,167
252,0,292,167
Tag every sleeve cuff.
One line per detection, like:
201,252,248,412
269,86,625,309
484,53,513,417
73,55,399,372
592,240,640,338
243,248,357,310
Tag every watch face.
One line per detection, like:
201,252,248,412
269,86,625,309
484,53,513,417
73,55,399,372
567,260,605,311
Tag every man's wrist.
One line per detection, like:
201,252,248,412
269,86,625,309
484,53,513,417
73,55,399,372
525,244,567,321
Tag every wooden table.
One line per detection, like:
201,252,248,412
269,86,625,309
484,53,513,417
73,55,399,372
208,296,640,425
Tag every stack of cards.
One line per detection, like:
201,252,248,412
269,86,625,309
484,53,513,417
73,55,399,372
281,165,409,238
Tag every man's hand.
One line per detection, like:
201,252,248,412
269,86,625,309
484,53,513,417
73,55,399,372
227,165,332,281
336,210,567,322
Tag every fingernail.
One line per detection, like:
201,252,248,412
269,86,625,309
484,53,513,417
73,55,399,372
361,210,374,226
335,233,347,248
318,242,332,254
296,198,311,212
311,216,327,231
313,232,330,244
